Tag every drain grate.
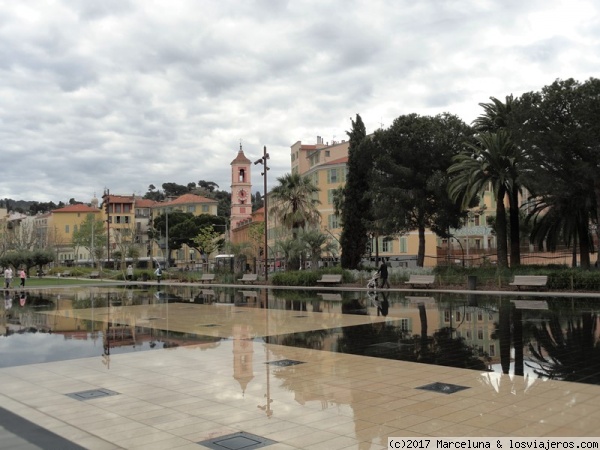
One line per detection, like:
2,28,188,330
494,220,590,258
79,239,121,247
266,359,304,367
198,431,277,450
416,382,470,395
66,388,120,401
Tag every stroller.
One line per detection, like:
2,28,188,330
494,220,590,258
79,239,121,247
366,271,379,290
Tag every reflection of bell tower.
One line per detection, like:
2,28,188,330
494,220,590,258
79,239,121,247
232,324,254,395
230,145,252,229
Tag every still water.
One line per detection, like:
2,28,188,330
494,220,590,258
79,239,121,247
2,285,599,385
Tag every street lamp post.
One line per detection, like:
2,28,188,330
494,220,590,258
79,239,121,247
254,146,270,281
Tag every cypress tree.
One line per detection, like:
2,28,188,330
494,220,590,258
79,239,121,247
340,114,372,269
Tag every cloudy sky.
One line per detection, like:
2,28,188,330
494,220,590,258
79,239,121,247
1,0,598,205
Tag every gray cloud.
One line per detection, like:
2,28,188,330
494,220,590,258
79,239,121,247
0,0,598,203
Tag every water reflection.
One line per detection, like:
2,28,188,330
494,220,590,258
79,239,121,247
1,285,600,385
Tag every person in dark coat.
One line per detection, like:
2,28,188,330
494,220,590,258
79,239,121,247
377,261,390,289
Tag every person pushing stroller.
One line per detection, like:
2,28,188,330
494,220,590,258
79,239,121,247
376,261,390,289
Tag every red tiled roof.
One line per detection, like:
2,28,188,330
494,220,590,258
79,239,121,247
231,149,251,165
52,204,101,213
323,156,348,165
105,195,134,203
161,193,217,206
135,198,158,208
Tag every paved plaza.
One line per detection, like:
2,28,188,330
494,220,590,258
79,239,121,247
1,286,599,449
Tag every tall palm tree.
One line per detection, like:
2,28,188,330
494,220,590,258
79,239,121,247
270,173,321,269
472,95,524,267
448,131,515,268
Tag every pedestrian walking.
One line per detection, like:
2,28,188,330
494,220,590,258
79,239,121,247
376,261,390,289
19,269,26,288
126,264,134,281
154,266,162,283
4,267,13,289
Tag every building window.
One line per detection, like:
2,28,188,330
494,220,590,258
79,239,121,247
328,169,338,184
202,205,209,212
239,169,246,182
115,204,122,213
124,205,131,213
400,237,407,253
466,312,472,322
327,189,335,204
325,150,330,157
73,225,78,233
382,238,392,253
187,206,196,213
477,311,483,321
456,311,461,322
466,330,472,339
489,344,496,357
477,329,484,340
328,214,340,229
124,216,130,224
65,225,70,233
444,310,450,323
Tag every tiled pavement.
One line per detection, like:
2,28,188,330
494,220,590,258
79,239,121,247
1,291,600,449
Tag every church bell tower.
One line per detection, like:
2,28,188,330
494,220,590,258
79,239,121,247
230,145,252,229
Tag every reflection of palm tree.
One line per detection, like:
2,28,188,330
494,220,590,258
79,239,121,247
512,303,524,376
499,298,511,374
528,312,600,384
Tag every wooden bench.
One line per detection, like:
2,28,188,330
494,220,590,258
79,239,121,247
509,275,548,291
199,274,215,284
405,274,435,288
317,293,342,301
407,296,436,305
316,274,342,285
89,271,100,279
238,274,258,284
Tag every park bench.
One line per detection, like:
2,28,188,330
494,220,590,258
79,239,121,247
60,271,72,277
199,273,215,284
316,274,343,286
238,273,258,284
407,296,436,305
317,293,342,301
89,271,100,279
405,274,435,288
509,275,548,291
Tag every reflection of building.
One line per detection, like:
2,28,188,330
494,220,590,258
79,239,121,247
232,324,254,395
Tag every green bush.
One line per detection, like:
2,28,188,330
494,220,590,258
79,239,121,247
270,268,353,286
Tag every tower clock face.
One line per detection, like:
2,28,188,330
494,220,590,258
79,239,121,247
238,189,247,200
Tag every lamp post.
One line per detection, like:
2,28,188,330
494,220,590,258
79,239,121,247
103,189,110,268
254,146,270,281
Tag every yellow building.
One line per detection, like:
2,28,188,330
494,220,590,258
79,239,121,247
150,193,220,268
284,137,439,268
48,203,103,264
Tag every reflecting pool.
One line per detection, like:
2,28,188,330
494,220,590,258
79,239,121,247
2,285,600,385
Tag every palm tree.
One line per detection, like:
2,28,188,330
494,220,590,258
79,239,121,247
270,173,321,270
299,229,337,270
473,95,524,267
448,131,516,268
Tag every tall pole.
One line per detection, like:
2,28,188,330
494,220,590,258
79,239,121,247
104,189,110,268
165,210,169,269
254,146,269,281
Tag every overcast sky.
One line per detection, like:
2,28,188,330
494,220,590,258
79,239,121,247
1,0,598,205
